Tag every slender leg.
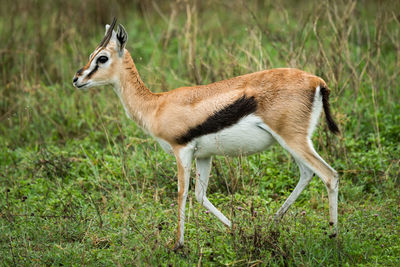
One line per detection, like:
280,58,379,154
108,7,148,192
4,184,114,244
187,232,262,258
173,146,193,250
258,122,339,231
327,176,339,235
283,139,339,231
306,140,339,231
195,157,231,227
274,160,314,221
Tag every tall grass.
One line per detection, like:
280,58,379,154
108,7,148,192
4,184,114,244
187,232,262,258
1,0,399,265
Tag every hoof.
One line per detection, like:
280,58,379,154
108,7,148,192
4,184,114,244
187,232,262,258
274,214,282,223
328,222,338,238
328,232,337,239
228,223,237,235
173,242,183,252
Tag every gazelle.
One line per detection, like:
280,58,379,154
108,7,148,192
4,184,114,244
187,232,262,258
73,18,340,250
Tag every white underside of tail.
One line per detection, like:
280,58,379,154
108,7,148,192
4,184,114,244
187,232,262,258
308,86,323,138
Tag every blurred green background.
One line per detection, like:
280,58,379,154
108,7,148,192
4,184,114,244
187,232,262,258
0,0,399,265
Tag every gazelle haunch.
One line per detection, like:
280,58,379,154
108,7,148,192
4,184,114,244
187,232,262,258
73,19,340,250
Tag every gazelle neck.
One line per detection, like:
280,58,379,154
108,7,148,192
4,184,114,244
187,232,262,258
113,51,158,131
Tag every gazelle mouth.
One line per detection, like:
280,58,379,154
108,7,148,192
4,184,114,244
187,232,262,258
76,82,90,88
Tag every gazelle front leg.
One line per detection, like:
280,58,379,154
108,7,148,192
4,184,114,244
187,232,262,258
173,145,193,251
195,157,231,227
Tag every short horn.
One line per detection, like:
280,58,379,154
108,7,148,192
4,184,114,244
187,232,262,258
99,17,117,48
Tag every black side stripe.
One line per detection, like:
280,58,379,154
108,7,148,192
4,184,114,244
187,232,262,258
176,95,258,145
87,65,99,78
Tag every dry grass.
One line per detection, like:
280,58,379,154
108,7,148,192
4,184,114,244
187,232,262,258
0,0,399,265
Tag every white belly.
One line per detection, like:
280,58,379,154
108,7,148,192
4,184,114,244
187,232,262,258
194,114,275,158
155,114,275,158
155,137,174,155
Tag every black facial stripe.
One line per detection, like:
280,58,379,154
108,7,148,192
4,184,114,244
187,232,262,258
176,95,258,145
87,64,99,79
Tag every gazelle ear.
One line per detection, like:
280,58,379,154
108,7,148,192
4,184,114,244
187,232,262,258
104,24,117,39
115,24,128,57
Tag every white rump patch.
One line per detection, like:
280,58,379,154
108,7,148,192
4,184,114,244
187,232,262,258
308,86,323,138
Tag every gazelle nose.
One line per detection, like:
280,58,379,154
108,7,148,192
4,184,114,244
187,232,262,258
73,77,78,83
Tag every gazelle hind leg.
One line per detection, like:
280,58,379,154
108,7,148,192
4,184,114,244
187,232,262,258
274,160,314,221
285,140,339,231
283,139,339,230
257,122,338,230
195,157,231,227
306,140,339,231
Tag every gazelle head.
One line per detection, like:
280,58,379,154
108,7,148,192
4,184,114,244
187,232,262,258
72,18,128,89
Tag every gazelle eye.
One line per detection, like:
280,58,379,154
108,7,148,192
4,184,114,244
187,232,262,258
97,56,108,64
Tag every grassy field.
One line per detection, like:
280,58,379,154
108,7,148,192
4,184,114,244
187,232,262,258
1,0,399,265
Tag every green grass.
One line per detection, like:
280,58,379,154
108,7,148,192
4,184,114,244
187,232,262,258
1,0,399,265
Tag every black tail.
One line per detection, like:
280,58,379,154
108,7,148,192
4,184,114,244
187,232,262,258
320,87,340,135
